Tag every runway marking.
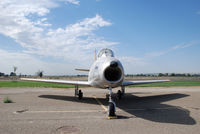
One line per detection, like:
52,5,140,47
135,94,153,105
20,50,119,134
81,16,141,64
93,96,107,111
14,107,180,114
17,110,104,114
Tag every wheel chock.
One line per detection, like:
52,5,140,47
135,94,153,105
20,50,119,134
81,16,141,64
107,115,117,119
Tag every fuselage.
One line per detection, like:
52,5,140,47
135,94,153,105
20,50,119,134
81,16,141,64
88,49,124,88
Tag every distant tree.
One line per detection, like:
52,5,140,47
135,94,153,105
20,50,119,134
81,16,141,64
170,73,176,76
0,72,5,76
10,72,16,76
13,66,17,74
36,70,43,77
158,73,164,77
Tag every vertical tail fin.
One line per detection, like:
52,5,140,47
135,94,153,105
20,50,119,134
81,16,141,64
94,49,97,61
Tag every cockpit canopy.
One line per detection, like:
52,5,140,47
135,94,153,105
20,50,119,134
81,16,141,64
97,48,114,58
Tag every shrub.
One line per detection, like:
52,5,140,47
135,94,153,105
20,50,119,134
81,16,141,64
3,97,13,103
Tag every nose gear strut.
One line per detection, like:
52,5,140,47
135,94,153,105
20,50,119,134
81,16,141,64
107,87,117,119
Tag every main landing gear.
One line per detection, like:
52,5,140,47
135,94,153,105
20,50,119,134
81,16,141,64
117,86,125,100
75,85,83,100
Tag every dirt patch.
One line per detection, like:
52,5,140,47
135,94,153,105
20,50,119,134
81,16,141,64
56,126,80,134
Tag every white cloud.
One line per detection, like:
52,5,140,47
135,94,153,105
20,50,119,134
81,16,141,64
61,0,80,5
0,0,118,75
120,40,200,74
0,0,117,64
0,49,77,75
172,41,198,50
146,41,199,58
21,14,117,61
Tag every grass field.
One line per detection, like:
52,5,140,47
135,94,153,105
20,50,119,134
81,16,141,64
0,80,200,88
0,81,74,88
130,81,200,87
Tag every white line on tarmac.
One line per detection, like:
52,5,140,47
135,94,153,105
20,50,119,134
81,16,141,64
25,110,104,113
93,96,107,111
14,96,108,114
13,107,180,114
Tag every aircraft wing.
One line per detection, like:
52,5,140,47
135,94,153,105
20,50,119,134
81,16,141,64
122,80,170,86
20,78,90,86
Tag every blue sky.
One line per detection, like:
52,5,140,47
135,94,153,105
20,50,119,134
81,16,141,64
0,0,200,75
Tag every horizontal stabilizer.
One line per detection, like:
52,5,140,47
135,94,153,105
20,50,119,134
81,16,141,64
75,68,90,72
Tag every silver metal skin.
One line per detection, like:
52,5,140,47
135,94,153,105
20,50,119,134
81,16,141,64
88,56,124,88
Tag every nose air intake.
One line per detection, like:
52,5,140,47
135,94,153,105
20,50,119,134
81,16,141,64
104,61,122,82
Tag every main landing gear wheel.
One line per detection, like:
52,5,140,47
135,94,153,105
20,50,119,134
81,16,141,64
75,85,83,100
117,90,122,100
106,94,109,101
78,90,83,100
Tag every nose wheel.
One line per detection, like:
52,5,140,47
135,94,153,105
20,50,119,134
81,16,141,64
108,101,116,116
107,87,117,119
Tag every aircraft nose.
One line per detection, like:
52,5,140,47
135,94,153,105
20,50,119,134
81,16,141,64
110,61,118,68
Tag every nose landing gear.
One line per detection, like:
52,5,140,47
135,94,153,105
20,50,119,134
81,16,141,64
107,86,125,119
107,87,117,119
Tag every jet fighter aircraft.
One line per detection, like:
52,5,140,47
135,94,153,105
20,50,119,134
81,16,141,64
21,48,169,118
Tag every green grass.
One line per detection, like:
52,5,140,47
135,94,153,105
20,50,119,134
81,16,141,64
129,81,200,87
3,96,13,103
0,81,200,88
0,81,74,88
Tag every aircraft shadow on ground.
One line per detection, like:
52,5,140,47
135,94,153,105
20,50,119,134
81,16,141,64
39,92,196,125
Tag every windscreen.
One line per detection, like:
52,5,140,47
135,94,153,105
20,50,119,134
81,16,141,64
98,48,114,58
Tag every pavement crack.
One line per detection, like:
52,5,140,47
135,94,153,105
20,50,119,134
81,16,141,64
14,109,29,114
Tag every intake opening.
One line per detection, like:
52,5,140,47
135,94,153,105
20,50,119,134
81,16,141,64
104,67,122,81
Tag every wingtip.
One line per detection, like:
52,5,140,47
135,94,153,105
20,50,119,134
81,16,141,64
20,78,32,81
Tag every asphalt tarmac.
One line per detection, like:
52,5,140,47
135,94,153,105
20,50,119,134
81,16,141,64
0,87,199,134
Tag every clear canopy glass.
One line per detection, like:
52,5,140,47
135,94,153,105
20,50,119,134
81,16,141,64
97,48,114,58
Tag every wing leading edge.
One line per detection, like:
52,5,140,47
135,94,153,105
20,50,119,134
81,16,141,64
122,80,170,86
20,78,90,86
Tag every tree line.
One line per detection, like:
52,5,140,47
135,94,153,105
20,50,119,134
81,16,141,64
126,73,200,77
0,66,44,77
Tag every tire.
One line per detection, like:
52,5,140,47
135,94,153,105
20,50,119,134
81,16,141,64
117,90,122,100
108,102,115,116
78,90,83,100
106,94,109,101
